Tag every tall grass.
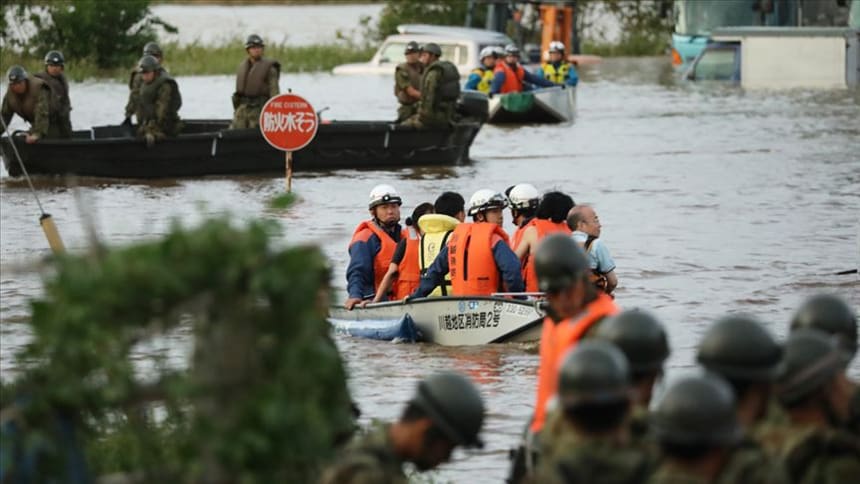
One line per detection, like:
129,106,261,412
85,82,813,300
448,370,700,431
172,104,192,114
1,41,376,81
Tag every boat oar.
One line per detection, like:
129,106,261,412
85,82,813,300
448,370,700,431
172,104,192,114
834,269,858,275
0,117,65,254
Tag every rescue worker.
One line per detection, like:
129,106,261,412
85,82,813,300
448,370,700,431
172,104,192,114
34,50,72,138
506,183,540,250
417,191,466,297
394,41,423,122
134,55,182,146
536,341,652,484
568,205,618,295
490,44,557,95
535,41,579,87
231,34,280,129
1,66,51,144
756,329,860,482
530,234,620,434
125,42,164,125
790,293,857,366
345,185,405,309
412,189,523,298
594,310,670,441
514,191,574,293
464,46,497,94
372,202,434,303
648,374,744,484
402,43,460,129
320,371,485,484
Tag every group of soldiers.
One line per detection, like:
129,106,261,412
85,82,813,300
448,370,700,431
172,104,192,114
2,34,281,146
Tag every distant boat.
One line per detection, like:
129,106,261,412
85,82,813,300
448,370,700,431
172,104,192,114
329,296,544,346
487,86,576,124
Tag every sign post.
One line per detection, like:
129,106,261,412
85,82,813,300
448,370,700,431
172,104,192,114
259,93,318,192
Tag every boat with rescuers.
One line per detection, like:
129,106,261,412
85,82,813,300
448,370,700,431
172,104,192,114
487,86,576,124
328,296,544,346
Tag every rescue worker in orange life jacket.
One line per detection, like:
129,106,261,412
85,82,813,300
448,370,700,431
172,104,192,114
372,202,434,303
506,183,540,253
412,190,524,298
490,44,556,95
464,46,498,94
535,41,579,87
530,234,619,433
345,185,405,310
418,191,466,297
515,191,575,293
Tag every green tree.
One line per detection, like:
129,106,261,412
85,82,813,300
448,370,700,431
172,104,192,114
373,0,472,41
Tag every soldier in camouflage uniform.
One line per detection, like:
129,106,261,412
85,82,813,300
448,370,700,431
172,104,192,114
231,34,280,129
134,55,182,146
1,66,52,144
401,43,460,129
536,340,652,484
594,310,670,444
33,50,72,138
394,41,423,122
319,372,485,484
755,329,860,483
125,42,164,125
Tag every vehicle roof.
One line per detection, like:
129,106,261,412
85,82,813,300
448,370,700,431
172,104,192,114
395,24,512,44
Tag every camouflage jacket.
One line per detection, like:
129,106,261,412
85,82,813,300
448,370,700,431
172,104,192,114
319,423,407,484
756,419,860,484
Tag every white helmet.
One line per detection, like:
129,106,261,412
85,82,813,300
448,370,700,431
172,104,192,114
491,45,505,57
479,46,496,60
368,184,402,209
507,183,540,210
468,189,508,216
548,41,565,54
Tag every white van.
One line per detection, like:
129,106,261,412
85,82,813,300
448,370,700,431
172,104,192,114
333,24,514,77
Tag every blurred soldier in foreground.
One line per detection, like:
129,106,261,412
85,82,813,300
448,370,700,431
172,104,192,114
1,66,51,144
134,55,182,147
125,42,164,126
394,41,423,122
34,50,72,138
536,340,652,484
231,34,280,129
401,43,460,129
320,371,485,484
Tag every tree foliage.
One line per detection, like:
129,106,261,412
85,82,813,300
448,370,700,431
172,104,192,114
373,0,472,41
2,0,176,68
1,216,354,482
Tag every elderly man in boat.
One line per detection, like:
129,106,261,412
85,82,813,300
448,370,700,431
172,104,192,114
490,44,558,95
412,189,524,298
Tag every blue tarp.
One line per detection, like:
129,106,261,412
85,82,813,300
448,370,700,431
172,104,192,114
329,314,421,343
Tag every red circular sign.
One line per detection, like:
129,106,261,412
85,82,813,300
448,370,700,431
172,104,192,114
258,93,318,151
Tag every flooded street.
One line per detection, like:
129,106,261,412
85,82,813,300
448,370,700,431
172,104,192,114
1,57,859,482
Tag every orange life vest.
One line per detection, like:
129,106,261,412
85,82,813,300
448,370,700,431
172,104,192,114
531,293,620,433
520,219,572,293
349,221,402,298
393,227,421,300
494,62,525,93
447,222,511,296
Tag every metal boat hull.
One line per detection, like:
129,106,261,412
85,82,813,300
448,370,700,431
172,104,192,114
329,296,543,346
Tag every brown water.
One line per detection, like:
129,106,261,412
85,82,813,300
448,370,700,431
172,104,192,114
2,58,859,482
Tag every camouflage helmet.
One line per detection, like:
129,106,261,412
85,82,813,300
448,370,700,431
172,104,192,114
594,309,670,375
404,41,420,54
6,65,28,83
533,234,589,293
558,340,631,409
421,42,442,57
653,373,742,447
409,371,485,448
778,329,843,406
137,55,161,73
44,50,65,66
142,42,163,58
790,294,857,365
245,34,264,49
696,314,783,382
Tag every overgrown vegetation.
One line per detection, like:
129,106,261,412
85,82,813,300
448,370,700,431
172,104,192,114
0,216,355,482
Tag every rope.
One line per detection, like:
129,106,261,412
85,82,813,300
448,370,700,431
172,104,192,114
0,115,45,214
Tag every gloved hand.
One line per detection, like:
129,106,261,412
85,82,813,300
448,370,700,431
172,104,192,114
144,133,156,148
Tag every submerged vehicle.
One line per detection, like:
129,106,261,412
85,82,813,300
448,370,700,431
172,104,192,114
332,24,513,76
487,86,576,124
328,296,544,346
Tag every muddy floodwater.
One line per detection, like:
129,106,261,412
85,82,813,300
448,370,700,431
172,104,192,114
1,58,859,482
